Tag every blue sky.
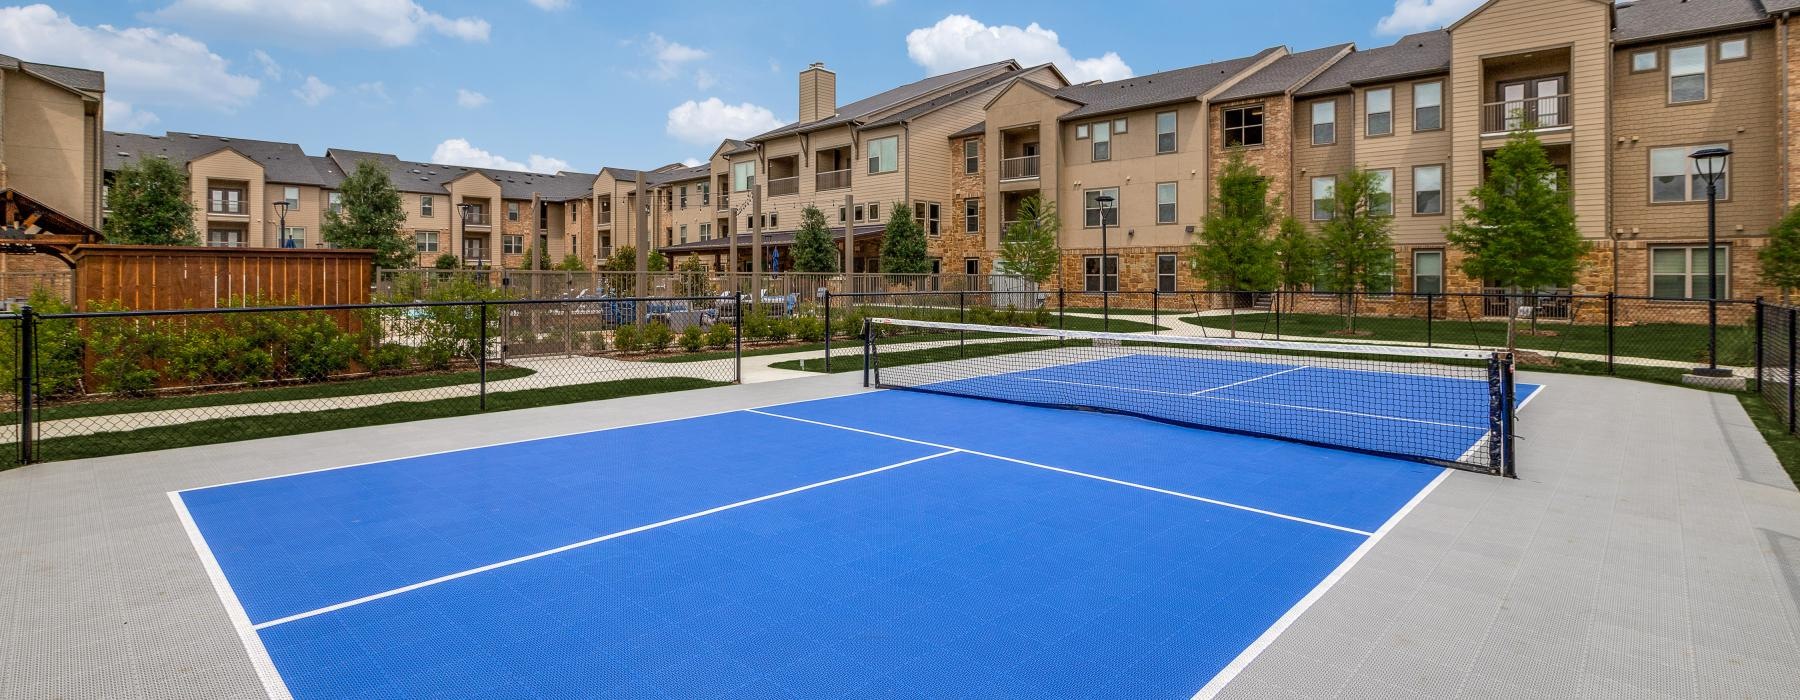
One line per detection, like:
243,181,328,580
0,0,1483,173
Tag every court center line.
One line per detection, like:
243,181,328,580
1010,376,1485,430
745,409,1375,537
1187,366,1310,396
248,448,960,631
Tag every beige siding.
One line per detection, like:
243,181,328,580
1353,79,1456,245
1293,92,1357,224
187,149,266,246
2,72,93,224
1061,101,1210,249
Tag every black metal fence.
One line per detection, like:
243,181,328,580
1761,301,1800,434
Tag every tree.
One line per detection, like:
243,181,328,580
104,157,197,245
672,255,714,296
879,203,932,277
1446,126,1587,350
605,246,667,272
1762,205,1800,302
515,245,550,270
323,161,411,268
1271,216,1321,313
433,253,460,270
998,194,1062,285
1190,154,1279,303
555,254,587,271
790,205,840,273
1318,167,1396,332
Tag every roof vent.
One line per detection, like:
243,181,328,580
188,134,200,139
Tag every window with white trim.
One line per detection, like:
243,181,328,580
1632,50,1658,73
415,231,438,252
503,234,523,255
867,136,898,174
1651,144,1729,203
1719,37,1748,62
1366,88,1393,136
1413,165,1444,215
1311,177,1336,221
732,161,755,191
1413,250,1443,294
280,227,304,248
1083,188,1119,227
418,194,432,217
282,186,299,209
1311,100,1336,145
206,229,244,247
1651,245,1728,299
1156,182,1178,224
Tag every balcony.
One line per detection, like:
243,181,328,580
597,211,612,227
461,212,492,229
1001,155,1040,181
1482,94,1571,135
717,193,730,211
767,176,799,197
816,169,852,192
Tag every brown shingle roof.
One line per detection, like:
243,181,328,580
1055,48,1282,121
107,131,328,186
1614,0,1771,44
749,60,1018,141
1214,43,1353,101
1295,31,1450,97
951,122,985,139
0,53,103,92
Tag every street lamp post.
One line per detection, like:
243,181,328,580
1096,194,1115,332
1690,147,1733,378
272,200,288,249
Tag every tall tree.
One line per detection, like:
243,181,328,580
1271,216,1322,313
1318,167,1396,332
1190,154,1279,301
879,202,931,277
1446,127,1586,350
1762,205,1800,302
606,246,667,272
997,194,1061,285
323,161,411,268
790,205,840,273
103,157,198,245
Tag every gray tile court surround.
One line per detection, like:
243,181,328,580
3,371,1800,698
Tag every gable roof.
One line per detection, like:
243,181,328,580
1614,0,1772,44
1296,31,1450,97
951,122,986,139
749,59,1019,141
862,64,1063,130
646,165,710,186
1214,43,1354,101
106,131,327,186
1055,47,1283,120
0,53,103,93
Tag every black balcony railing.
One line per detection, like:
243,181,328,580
1482,94,1572,134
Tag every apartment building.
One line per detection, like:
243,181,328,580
103,132,597,269
0,53,104,229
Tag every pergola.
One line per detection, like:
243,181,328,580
0,188,105,266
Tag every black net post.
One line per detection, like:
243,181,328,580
958,291,967,358
1274,290,1283,340
1501,352,1517,478
823,290,832,373
1058,288,1066,332
1756,297,1766,393
1606,292,1617,374
1153,290,1160,336
861,318,873,387
734,294,744,383
1425,293,1435,348
17,305,35,466
1487,352,1507,477
478,302,489,410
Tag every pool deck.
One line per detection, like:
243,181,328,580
3,371,1799,698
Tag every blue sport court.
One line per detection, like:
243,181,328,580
173,354,1539,699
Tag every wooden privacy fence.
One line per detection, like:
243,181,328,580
70,245,374,310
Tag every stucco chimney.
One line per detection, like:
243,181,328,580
798,62,836,124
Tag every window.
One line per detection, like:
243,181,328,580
206,229,244,248
839,206,847,222
732,161,755,191
503,234,523,255
965,198,981,233
770,213,778,228
1651,144,1729,203
507,202,520,221
327,192,344,215
1370,170,1394,216
679,224,688,244
1076,124,1089,139
1311,100,1336,145
964,139,980,174
868,203,880,220
208,188,242,214
1223,106,1264,147
965,258,981,275
854,205,864,222
1719,37,1748,62
1651,245,1729,299
282,186,300,208
1413,165,1444,215
419,194,432,217
280,227,304,249
1414,82,1443,131
1156,182,1178,224
699,183,710,206
1091,120,1111,162
1311,177,1336,221
868,136,898,174
1413,250,1444,295
1083,255,1119,292
679,186,688,209
1156,111,1177,154
1157,254,1178,294
1632,50,1659,73
415,231,438,253
1669,44,1708,103
1114,118,1129,134
916,202,941,235
699,223,710,240
1083,188,1119,227
1368,254,1396,295
1365,88,1393,136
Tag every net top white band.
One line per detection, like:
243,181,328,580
866,317,1502,362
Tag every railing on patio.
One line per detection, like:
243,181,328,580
816,169,852,192
597,211,612,226
1001,155,1040,180
766,176,799,197
1482,94,1572,134
462,212,492,227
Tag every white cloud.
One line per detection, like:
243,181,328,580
252,49,281,79
355,81,392,103
695,69,717,90
154,0,490,48
905,15,1131,84
292,75,335,106
431,138,568,174
528,0,570,9
633,33,708,81
1375,0,1483,35
0,4,259,112
104,98,158,131
869,0,894,6
666,98,784,145
456,88,489,108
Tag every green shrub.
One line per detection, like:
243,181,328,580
365,342,413,372
433,254,460,270
281,312,358,381
86,309,163,396
679,324,704,352
765,317,792,342
579,331,607,352
0,289,86,397
792,315,825,342
613,324,642,352
744,308,772,341
705,322,734,349
644,322,674,352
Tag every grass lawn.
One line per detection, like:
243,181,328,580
1737,393,1800,487
1181,312,1753,365
6,366,534,423
8,376,724,468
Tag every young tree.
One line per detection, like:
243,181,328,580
1761,205,1800,302
555,254,587,272
790,205,840,273
323,161,411,268
1271,216,1321,313
879,203,931,277
104,157,198,245
997,194,1062,285
1318,167,1396,332
1446,127,1586,350
516,245,551,270
433,253,460,270
1190,154,1279,304
672,255,714,296
605,246,668,272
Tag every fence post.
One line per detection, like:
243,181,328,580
1789,307,1797,434
1152,290,1160,336
735,294,744,384
823,290,832,373
1058,288,1066,332
1274,290,1283,340
958,291,967,358
1606,292,1616,375
1426,293,1434,348
478,302,488,410
1755,297,1765,393
17,305,35,466
862,318,873,388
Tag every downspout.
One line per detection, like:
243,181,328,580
902,121,913,204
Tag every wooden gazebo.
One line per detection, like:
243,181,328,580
0,188,104,266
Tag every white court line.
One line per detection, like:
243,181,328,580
167,492,293,700
745,409,1374,537
1187,366,1310,395
1190,468,1452,700
1011,376,1485,431
247,449,959,631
